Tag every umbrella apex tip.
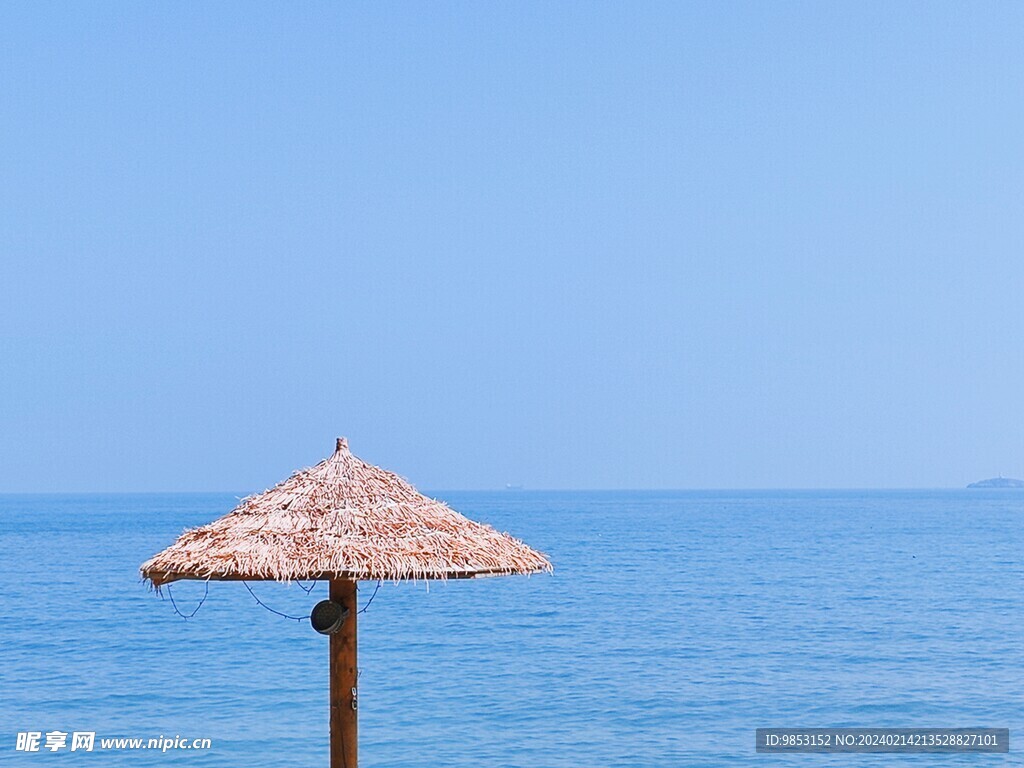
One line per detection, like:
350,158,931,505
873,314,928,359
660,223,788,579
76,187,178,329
335,437,349,453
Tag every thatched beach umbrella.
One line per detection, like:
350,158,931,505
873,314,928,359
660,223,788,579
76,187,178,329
141,437,551,767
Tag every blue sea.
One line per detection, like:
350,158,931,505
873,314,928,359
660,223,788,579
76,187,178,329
1,491,1021,766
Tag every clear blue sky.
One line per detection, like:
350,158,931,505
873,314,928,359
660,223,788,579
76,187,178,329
2,2,1023,491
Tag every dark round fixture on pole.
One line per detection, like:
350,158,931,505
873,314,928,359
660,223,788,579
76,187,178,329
310,599,349,635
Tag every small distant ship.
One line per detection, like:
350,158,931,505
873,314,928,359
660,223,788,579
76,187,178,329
967,476,1024,488
504,483,524,491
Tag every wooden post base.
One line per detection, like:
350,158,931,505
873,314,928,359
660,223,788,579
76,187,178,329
330,579,358,768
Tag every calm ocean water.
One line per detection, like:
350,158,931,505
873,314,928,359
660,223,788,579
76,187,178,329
0,490,1021,766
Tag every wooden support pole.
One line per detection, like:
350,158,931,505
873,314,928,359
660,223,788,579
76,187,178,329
330,579,358,768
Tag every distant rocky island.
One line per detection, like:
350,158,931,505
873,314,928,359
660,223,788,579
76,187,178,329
967,477,1024,488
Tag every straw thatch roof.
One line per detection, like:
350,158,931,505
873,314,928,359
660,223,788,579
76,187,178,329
141,438,552,586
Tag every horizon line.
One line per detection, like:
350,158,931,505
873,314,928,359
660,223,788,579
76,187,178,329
0,485,1003,496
